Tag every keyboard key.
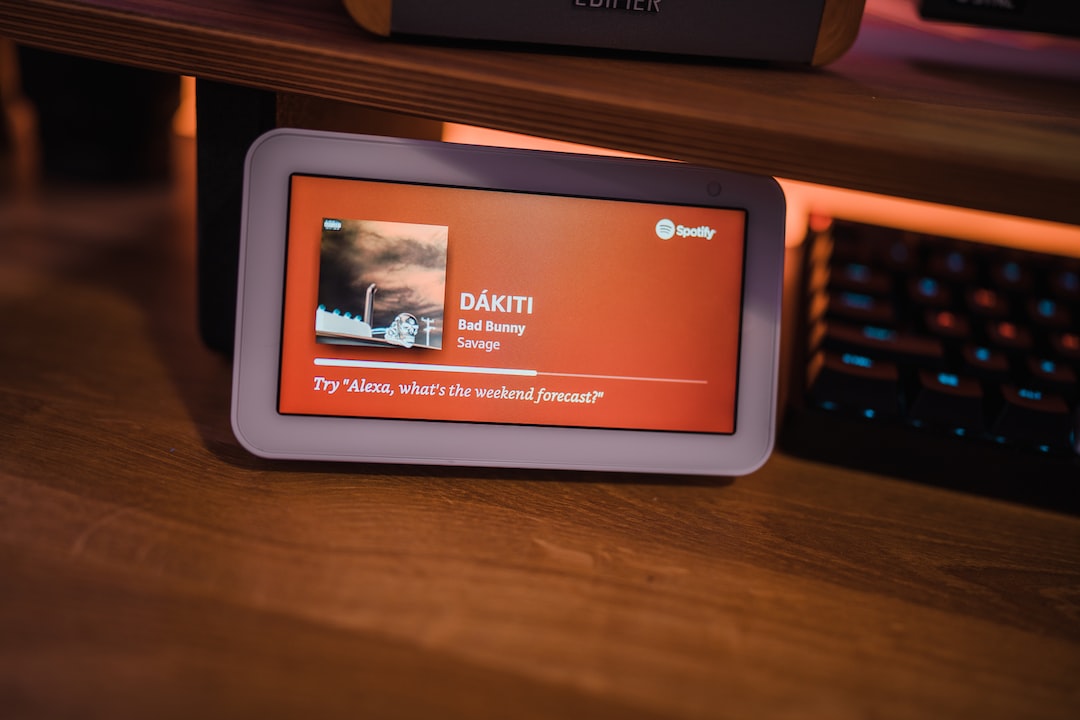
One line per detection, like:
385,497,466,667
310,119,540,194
1027,298,1072,328
966,287,1009,318
819,322,945,368
962,344,1012,382
909,370,985,433
909,276,951,306
1049,267,1080,302
878,233,919,272
828,291,895,324
986,320,1032,352
1051,332,1080,363
930,248,975,283
1027,358,1078,397
807,351,900,419
990,257,1031,293
991,386,1073,451
925,309,970,340
831,262,892,295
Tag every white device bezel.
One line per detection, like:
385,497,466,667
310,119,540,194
231,129,785,476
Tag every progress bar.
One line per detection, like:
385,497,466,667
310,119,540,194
314,358,536,377
539,371,707,384
314,358,706,385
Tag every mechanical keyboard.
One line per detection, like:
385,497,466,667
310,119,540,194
780,217,1080,514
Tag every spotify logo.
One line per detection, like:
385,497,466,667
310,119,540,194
655,218,676,240
656,218,718,241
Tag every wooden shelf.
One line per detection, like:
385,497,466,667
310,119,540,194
2,0,1079,224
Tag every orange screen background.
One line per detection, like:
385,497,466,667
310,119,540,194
279,175,746,433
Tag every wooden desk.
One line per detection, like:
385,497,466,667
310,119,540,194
1,148,1079,718
1,0,1080,224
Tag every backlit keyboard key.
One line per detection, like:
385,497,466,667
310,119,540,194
1051,332,1080,363
828,291,895,324
987,320,1033,352
879,234,918,272
966,287,1009,318
1028,298,1071,328
962,344,1012,382
990,257,1031,293
925,309,970,340
909,276,951,306
820,323,945,368
1028,358,1078,396
832,262,892,294
991,386,1072,450
909,370,985,433
807,351,900,419
1050,268,1080,301
930,248,975,283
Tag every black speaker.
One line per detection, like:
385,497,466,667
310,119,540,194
344,0,866,65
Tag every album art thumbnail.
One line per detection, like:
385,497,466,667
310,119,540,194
316,219,448,350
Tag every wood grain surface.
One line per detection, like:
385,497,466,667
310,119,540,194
1,143,1079,718
813,0,866,65
1,0,1079,224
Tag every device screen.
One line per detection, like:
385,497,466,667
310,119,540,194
278,174,747,434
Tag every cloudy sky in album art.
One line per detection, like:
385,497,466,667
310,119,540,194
318,219,449,348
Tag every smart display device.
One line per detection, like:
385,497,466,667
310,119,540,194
232,129,785,475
